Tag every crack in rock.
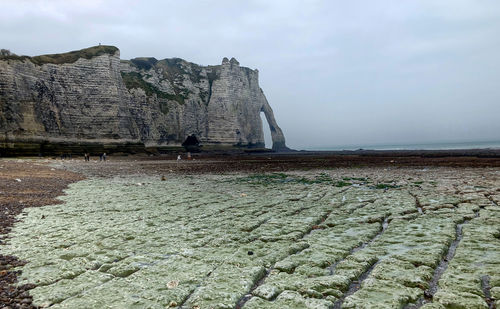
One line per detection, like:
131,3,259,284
329,216,389,275
404,218,472,309
333,260,381,309
235,192,343,307
481,275,496,309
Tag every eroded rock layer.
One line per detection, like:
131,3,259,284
0,46,287,154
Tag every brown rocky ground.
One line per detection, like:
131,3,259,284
0,160,83,308
51,151,500,177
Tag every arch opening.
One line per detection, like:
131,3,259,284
260,112,272,149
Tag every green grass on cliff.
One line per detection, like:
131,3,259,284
129,57,158,71
127,57,214,104
0,45,119,65
120,72,186,106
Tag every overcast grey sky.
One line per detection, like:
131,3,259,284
1,0,499,149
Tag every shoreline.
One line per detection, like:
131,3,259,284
272,148,500,157
3,140,500,158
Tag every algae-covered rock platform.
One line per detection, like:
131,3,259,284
3,161,500,308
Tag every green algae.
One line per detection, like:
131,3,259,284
2,171,500,308
373,183,400,189
429,211,500,309
245,290,334,308
236,172,352,186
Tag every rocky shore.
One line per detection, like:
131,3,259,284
1,152,499,308
0,160,83,308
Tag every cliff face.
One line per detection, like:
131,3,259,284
0,46,288,154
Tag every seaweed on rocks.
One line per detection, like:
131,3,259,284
404,219,471,309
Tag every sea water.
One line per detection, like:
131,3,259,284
305,140,500,151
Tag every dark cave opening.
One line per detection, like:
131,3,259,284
182,134,201,152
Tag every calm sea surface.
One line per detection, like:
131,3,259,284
305,140,500,151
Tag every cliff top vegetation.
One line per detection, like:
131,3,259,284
0,45,119,65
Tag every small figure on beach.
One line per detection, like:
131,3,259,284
177,155,182,161
103,153,106,161
84,153,90,161
187,152,192,160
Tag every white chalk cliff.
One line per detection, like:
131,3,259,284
0,46,288,154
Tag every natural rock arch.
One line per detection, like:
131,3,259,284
260,97,288,151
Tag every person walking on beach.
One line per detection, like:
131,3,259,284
103,153,107,161
84,153,90,161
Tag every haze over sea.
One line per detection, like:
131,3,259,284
304,140,500,151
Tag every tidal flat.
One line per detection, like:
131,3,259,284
2,158,500,308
